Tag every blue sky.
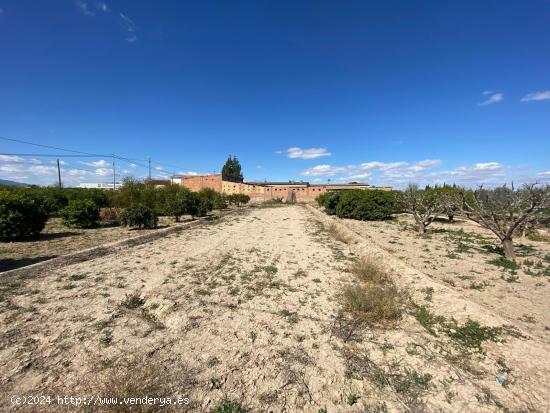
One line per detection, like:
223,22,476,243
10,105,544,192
0,0,549,187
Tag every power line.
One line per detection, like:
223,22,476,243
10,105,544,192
0,136,109,157
0,153,105,158
0,135,208,178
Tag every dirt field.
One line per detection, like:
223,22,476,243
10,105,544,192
1,205,549,412
0,216,181,273
338,213,550,341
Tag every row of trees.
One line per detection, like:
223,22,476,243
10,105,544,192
318,183,550,260
0,178,251,238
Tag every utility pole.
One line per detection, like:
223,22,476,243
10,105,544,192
148,157,151,180
112,154,116,190
56,159,62,188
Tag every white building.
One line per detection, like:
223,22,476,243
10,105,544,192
79,182,121,189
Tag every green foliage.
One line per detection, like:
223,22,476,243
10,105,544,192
60,199,100,228
0,185,109,216
487,257,520,270
227,193,250,206
335,190,396,220
156,185,197,221
212,400,244,413
198,188,227,210
315,192,328,207
110,177,157,210
323,191,341,215
120,205,158,229
221,155,244,182
0,192,48,239
413,305,501,351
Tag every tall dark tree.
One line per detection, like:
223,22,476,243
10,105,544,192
221,155,244,182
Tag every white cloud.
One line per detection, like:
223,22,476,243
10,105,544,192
347,173,370,181
297,159,550,188
119,13,137,42
95,168,111,176
521,90,550,102
473,162,502,171
129,163,137,168
98,2,109,12
76,0,95,16
478,92,503,106
0,155,25,163
80,159,110,167
284,147,331,160
301,164,350,177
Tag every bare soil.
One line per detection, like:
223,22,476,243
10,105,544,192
0,216,180,273
338,213,550,342
1,206,549,412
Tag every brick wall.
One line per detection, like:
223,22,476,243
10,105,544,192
181,174,222,192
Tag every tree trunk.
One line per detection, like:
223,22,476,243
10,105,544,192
502,238,515,260
418,221,426,235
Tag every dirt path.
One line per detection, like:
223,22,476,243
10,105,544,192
1,205,549,412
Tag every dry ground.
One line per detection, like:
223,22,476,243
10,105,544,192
0,216,182,273
338,213,550,342
1,205,549,412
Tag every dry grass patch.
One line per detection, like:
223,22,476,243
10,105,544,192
326,223,349,244
349,257,388,284
342,284,402,323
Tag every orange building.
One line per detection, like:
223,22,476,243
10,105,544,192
171,174,390,203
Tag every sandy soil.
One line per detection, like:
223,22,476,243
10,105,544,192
0,216,180,273
1,205,549,412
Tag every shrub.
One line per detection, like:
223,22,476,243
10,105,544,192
335,190,395,221
227,193,250,206
342,284,402,323
198,188,226,210
315,192,328,207
60,199,100,228
323,191,341,215
99,207,121,224
157,185,198,221
120,205,158,229
0,193,48,239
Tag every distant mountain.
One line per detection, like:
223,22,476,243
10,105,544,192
0,179,30,187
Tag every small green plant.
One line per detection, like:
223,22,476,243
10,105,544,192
264,265,278,275
413,306,445,336
422,287,434,302
120,292,145,309
487,257,519,271
99,330,113,347
212,400,243,413
346,394,359,405
207,356,221,367
249,331,257,342
280,309,299,324
120,205,158,229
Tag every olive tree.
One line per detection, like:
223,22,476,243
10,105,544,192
402,184,442,234
462,183,550,260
